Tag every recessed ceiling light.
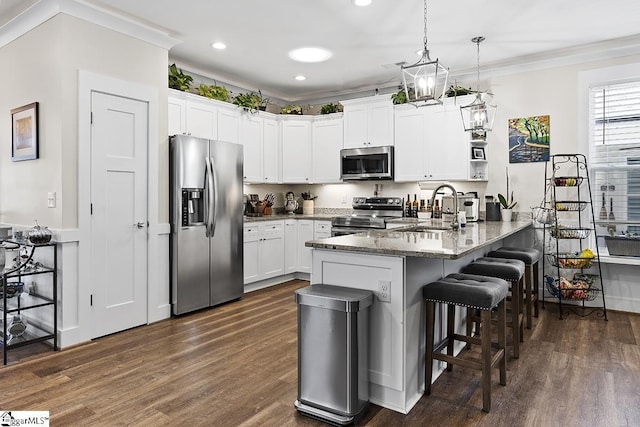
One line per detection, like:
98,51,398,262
353,0,372,6
295,75,307,81
288,47,332,63
212,42,226,50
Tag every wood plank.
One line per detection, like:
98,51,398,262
0,280,638,426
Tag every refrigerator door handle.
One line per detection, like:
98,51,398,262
210,156,219,237
205,156,215,237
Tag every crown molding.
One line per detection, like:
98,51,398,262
0,0,179,50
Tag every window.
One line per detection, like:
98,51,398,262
589,81,640,239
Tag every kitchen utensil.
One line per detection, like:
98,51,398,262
599,193,607,220
609,197,617,232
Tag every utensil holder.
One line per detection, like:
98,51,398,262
302,200,314,215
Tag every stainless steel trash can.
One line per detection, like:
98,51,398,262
294,284,373,425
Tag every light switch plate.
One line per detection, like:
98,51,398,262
47,192,56,208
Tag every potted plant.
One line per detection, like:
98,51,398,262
390,87,409,105
168,63,193,92
233,91,262,112
498,167,517,221
281,104,303,115
445,85,474,98
320,103,342,114
197,83,229,102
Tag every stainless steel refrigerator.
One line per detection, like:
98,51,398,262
170,135,244,315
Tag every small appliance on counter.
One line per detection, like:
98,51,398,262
244,194,262,217
485,196,501,221
440,192,479,222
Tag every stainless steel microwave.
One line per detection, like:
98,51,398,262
340,146,394,181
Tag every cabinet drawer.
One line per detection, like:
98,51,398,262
314,221,331,233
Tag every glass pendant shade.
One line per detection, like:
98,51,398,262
461,36,496,132
461,93,496,131
402,54,448,105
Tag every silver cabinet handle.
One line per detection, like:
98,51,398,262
135,221,145,229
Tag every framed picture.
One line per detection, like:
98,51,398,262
11,102,39,161
471,146,486,160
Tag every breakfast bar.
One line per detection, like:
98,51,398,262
305,220,532,414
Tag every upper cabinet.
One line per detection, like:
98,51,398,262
341,95,394,148
394,96,472,182
312,114,343,183
217,105,240,144
168,96,186,136
281,116,313,183
240,113,280,183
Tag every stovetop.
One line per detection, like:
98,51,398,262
331,196,403,229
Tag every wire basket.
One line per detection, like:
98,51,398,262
553,177,583,187
604,236,640,257
545,274,599,301
554,201,588,212
547,252,595,269
0,282,24,299
550,227,591,239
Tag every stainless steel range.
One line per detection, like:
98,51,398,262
331,197,404,236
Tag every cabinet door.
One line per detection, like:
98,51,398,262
312,118,343,183
281,120,312,183
297,220,314,273
186,101,217,139
425,109,468,180
260,222,284,279
168,96,185,136
262,117,280,183
243,225,260,284
394,107,427,182
241,115,263,182
343,104,368,148
284,220,298,274
368,101,394,147
218,107,240,144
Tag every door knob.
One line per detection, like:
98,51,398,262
134,221,145,229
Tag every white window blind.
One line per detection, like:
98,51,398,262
589,81,640,237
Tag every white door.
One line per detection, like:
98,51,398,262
91,92,148,338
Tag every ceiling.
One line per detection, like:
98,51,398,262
2,0,640,102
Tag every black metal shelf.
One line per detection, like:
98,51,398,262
542,154,608,320
1,240,57,364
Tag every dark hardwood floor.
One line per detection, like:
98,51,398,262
1,279,639,426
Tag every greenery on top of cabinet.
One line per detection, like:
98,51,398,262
168,63,193,92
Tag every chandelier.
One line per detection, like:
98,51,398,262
460,36,496,131
401,0,448,106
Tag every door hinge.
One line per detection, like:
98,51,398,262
90,203,93,215
90,112,93,125
90,294,93,306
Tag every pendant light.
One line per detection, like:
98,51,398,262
460,36,496,132
401,0,448,106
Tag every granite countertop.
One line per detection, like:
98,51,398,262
305,220,532,259
243,213,337,222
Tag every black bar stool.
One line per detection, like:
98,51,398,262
488,247,540,329
461,257,525,359
423,273,507,413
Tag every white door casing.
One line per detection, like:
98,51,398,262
90,92,148,338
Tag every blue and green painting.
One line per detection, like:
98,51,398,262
508,115,550,163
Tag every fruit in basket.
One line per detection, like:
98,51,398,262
579,248,595,259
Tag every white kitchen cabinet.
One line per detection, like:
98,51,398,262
240,114,263,182
297,220,314,273
314,220,332,239
217,105,240,144
185,97,218,140
262,117,280,183
284,219,298,274
281,117,313,183
312,115,343,183
341,95,394,148
168,95,186,135
243,221,284,284
240,113,280,183
394,102,469,182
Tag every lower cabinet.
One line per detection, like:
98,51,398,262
246,219,331,284
243,221,284,284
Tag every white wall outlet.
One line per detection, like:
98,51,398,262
378,280,391,303
47,192,56,208
341,193,347,204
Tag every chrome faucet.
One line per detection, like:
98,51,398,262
429,184,459,230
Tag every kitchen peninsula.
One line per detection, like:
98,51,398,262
306,220,531,414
